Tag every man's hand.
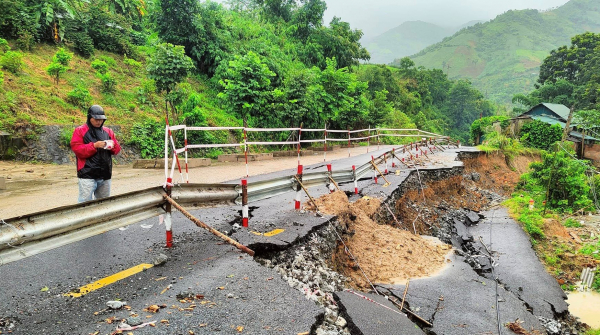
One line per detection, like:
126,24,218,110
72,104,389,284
93,141,106,149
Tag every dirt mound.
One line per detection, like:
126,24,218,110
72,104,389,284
462,151,539,196
307,192,451,289
305,190,350,214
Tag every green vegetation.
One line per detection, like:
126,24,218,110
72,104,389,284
519,120,562,150
0,0,501,157
407,0,600,105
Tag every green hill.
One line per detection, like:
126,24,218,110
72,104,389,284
404,0,600,105
364,20,483,65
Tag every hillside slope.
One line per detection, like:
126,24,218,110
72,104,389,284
406,0,600,104
0,44,228,135
363,21,450,65
364,20,482,65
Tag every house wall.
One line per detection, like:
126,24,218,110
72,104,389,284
583,143,600,166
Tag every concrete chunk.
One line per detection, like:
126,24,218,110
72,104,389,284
334,291,424,335
465,211,481,225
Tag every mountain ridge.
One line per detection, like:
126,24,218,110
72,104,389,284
363,20,482,65
404,0,600,104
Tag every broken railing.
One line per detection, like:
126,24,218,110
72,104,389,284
0,136,459,265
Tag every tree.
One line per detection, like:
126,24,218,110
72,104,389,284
217,51,278,125
303,17,370,69
46,61,67,85
27,0,79,42
146,43,194,120
155,0,228,76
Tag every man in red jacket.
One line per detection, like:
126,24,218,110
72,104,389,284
71,105,121,202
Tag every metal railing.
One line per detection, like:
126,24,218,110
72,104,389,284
0,138,457,265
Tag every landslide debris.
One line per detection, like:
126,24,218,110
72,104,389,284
308,191,452,289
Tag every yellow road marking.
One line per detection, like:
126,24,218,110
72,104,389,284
263,229,285,237
251,229,285,237
64,263,154,298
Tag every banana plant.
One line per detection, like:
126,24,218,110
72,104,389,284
28,0,86,42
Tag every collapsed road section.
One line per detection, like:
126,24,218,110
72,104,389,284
0,147,582,334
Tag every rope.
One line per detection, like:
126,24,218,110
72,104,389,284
327,220,380,295
344,289,407,317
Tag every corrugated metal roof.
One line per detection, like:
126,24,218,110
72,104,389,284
540,103,570,121
530,115,565,127
529,116,598,141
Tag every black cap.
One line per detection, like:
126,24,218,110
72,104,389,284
88,105,107,120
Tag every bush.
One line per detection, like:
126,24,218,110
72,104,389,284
46,62,67,85
66,85,92,110
53,48,73,66
520,120,562,150
129,119,165,158
525,149,594,213
0,69,4,87
91,59,109,75
70,32,94,58
15,31,34,51
59,126,74,147
98,72,116,93
470,115,509,144
0,51,23,74
123,55,142,75
0,38,9,53
564,218,582,228
98,55,117,68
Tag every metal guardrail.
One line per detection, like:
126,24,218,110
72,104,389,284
0,138,456,265
0,184,238,265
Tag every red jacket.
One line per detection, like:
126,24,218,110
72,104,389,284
71,124,121,179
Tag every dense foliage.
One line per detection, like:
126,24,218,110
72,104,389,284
519,120,562,150
520,148,593,213
469,115,509,144
0,0,499,153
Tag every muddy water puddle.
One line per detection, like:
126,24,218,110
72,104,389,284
567,291,600,327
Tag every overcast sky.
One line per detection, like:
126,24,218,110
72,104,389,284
321,0,571,39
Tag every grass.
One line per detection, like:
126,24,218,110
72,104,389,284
0,42,219,138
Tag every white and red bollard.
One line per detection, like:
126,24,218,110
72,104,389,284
241,179,249,227
372,156,378,184
384,153,388,174
295,165,303,210
352,165,358,194
457,140,461,148
529,199,534,210
327,164,335,193
392,148,396,168
165,177,173,248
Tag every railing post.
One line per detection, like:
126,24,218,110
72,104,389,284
165,177,173,248
241,179,249,228
384,152,388,174
371,156,378,184
295,165,303,210
353,165,358,195
327,164,334,193
392,148,396,168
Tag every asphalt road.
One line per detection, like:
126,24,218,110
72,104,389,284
0,145,566,335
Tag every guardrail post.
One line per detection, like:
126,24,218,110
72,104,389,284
371,156,378,184
241,179,249,227
384,152,388,174
457,140,461,148
165,177,173,248
392,148,396,168
295,165,303,210
353,165,358,194
327,164,334,193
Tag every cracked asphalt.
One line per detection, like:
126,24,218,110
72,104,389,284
0,145,568,335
